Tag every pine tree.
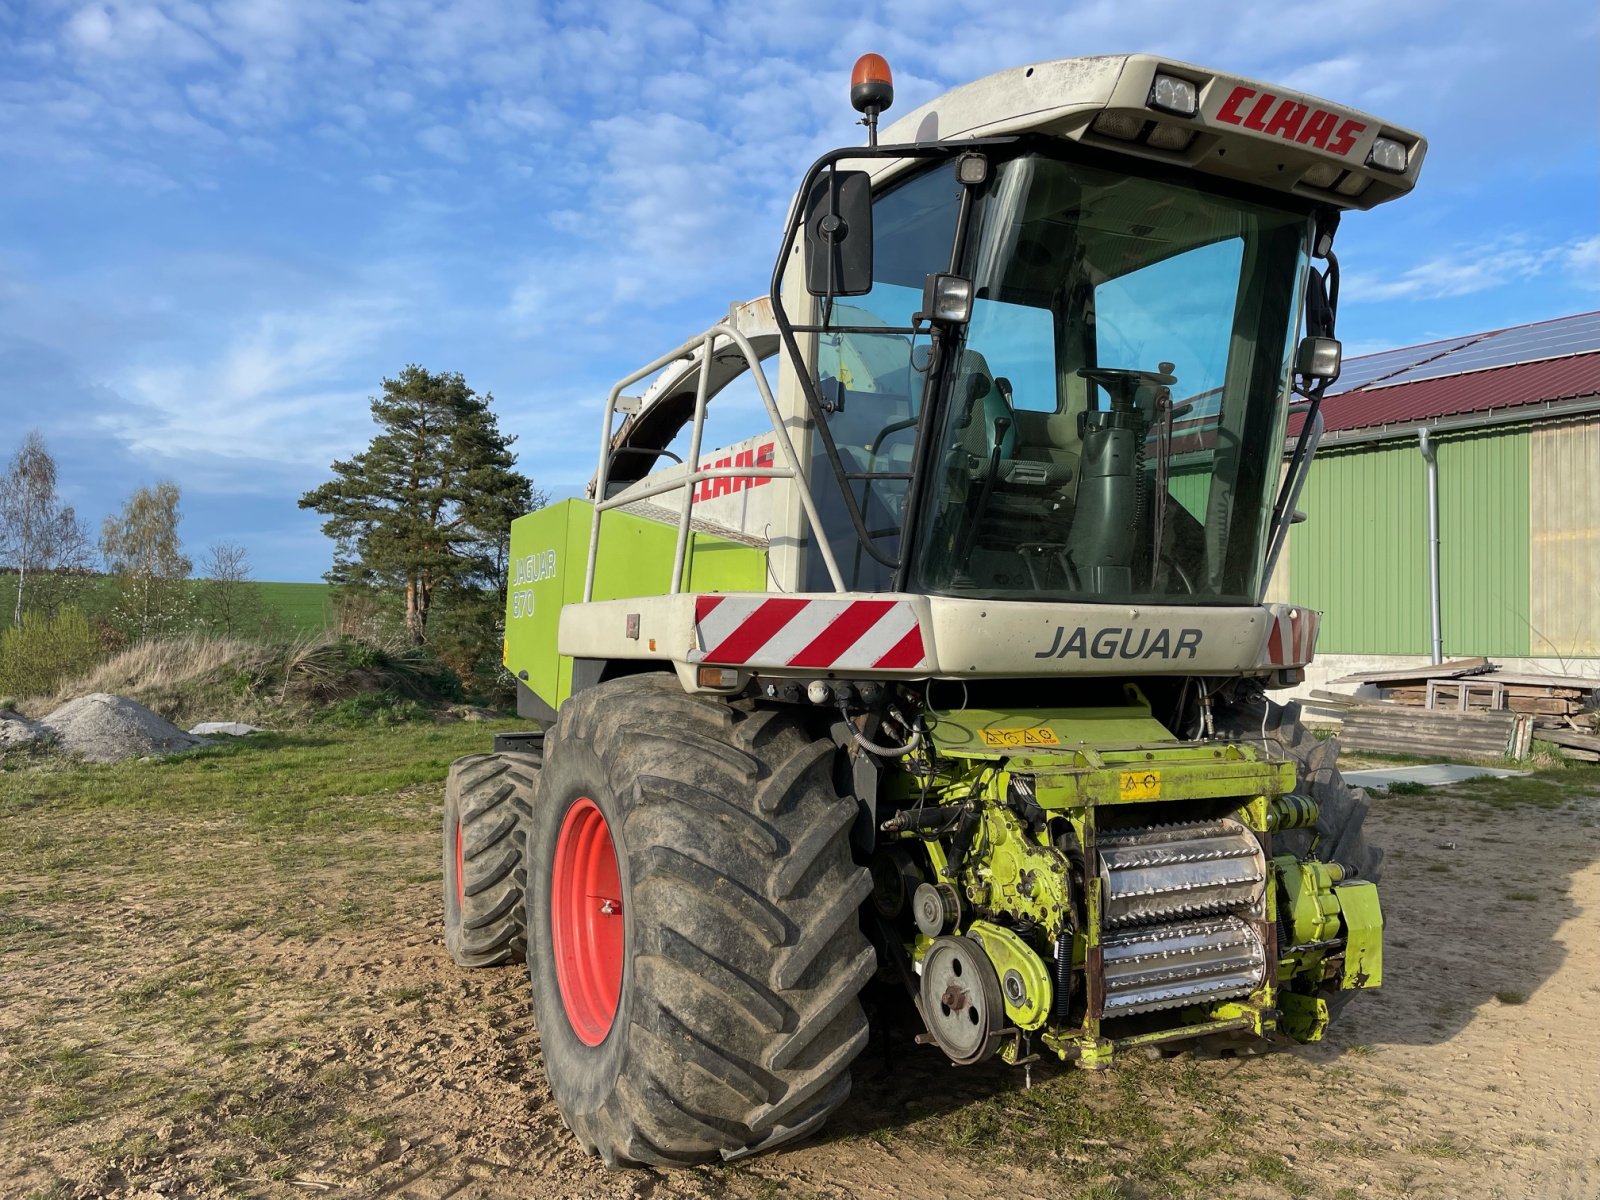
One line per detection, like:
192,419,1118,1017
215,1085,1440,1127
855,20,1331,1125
299,366,538,645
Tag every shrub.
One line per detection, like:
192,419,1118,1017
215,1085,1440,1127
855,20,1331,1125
0,608,104,699
1383,780,1429,795
281,635,463,706
313,690,431,728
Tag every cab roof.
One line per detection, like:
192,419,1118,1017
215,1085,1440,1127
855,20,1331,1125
879,54,1426,211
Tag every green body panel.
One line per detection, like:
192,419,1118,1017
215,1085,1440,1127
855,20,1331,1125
967,920,1052,1031
930,694,1174,755
1335,880,1383,990
1289,427,1531,656
1023,747,1295,809
927,697,1298,808
503,499,767,712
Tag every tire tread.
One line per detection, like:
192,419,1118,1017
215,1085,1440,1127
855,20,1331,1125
531,675,872,1165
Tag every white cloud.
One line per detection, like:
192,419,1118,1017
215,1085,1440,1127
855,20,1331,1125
64,5,116,51
64,1,216,63
1346,235,1595,302
416,123,467,162
1566,235,1600,289
95,285,410,475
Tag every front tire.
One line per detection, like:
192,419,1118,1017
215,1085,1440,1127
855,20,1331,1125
527,675,875,1167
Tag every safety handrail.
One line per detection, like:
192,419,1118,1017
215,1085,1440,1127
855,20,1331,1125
583,322,847,602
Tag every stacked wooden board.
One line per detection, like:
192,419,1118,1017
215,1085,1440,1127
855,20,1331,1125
1532,725,1600,763
1310,690,1532,759
1323,659,1599,762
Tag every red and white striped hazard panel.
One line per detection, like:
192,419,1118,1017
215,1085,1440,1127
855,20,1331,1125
691,596,927,671
1265,607,1320,668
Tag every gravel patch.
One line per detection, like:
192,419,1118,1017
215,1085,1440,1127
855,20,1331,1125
38,693,210,763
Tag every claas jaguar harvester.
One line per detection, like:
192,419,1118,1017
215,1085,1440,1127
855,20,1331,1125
441,53,1425,1166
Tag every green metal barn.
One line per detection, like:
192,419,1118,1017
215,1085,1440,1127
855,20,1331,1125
1271,310,1600,691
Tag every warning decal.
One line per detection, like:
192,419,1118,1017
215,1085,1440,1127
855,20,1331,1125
978,727,1061,749
1119,770,1162,800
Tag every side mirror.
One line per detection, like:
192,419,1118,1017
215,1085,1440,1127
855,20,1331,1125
803,169,873,297
1295,335,1342,383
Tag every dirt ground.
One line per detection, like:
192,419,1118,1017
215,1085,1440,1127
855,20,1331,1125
3,759,1598,1200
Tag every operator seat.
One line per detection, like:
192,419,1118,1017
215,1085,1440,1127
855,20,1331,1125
946,350,1080,590
951,351,1018,462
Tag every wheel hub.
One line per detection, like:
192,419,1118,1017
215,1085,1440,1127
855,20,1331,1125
454,818,465,909
551,797,624,1046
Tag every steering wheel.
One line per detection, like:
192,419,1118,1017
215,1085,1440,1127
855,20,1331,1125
1077,364,1177,412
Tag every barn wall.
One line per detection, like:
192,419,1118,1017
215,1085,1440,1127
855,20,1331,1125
1435,427,1530,657
1288,426,1536,658
1290,439,1430,654
1529,414,1600,658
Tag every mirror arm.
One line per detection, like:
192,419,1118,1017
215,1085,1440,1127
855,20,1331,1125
769,137,1018,576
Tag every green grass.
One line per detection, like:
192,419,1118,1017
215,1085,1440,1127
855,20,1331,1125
0,720,515,832
1445,768,1599,811
1411,1135,1474,1160
860,1053,1316,1196
1365,762,1600,812
0,718,518,1180
0,574,330,636
252,582,333,634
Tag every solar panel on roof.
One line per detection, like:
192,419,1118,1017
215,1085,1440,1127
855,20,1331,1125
1366,312,1600,388
1329,336,1479,394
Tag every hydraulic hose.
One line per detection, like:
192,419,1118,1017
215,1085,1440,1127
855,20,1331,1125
839,705,924,757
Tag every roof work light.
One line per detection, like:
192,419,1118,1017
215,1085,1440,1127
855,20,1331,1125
1147,73,1199,116
1366,135,1409,173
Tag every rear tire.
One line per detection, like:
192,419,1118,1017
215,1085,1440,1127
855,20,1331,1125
527,674,875,1167
443,750,540,968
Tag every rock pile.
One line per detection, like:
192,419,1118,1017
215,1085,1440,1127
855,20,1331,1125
0,709,50,753
37,694,209,763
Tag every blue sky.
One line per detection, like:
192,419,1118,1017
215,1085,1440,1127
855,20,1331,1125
2,0,1596,582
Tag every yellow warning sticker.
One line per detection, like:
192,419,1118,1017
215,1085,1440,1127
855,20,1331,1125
1119,770,1162,800
978,726,1061,748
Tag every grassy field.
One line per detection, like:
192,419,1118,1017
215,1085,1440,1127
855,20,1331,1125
0,576,331,635
250,582,332,634
2,729,1597,1199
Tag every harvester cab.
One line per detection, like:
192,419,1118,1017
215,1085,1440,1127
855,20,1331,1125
445,53,1426,1168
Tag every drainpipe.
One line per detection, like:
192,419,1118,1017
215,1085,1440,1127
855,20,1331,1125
1417,427,1443,665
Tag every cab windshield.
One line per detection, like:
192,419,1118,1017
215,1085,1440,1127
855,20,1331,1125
805,148,1310,605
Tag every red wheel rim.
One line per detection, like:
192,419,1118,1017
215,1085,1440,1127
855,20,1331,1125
454,818,466,909
551,797,624,1045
